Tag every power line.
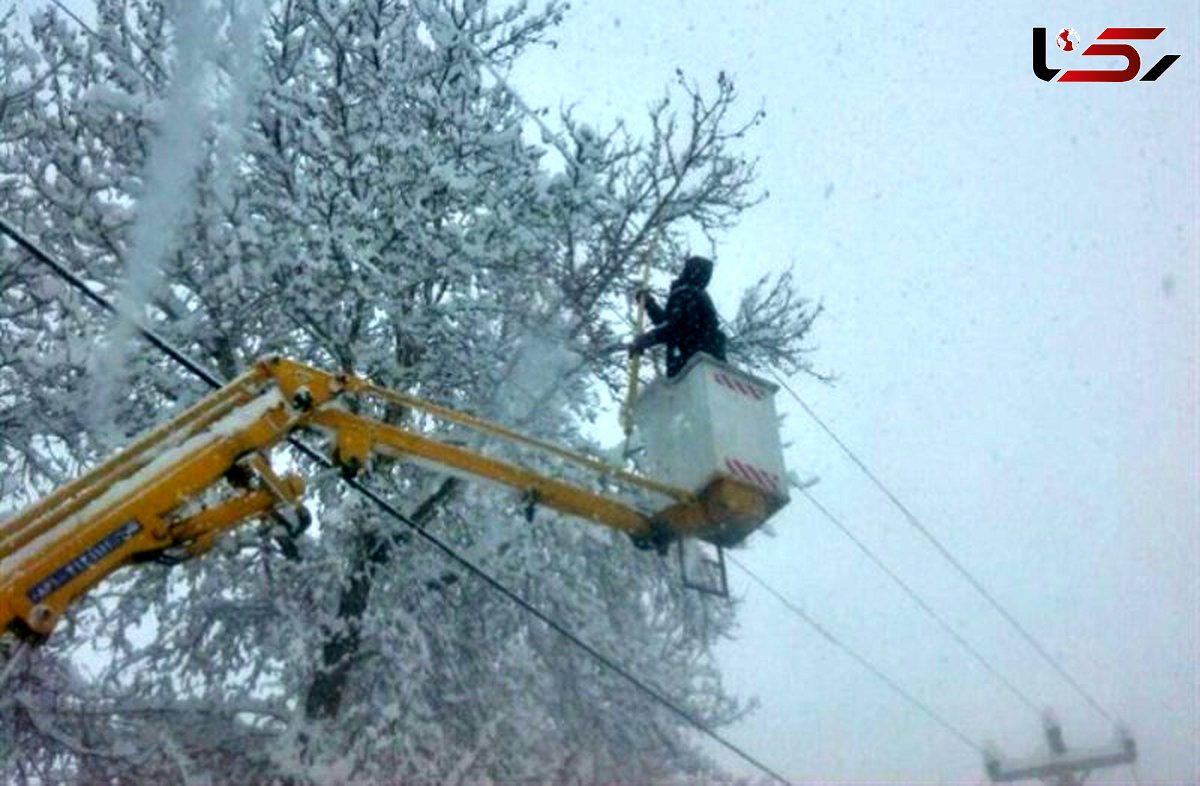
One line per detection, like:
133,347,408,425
798,486,1043,717
342,475,791,785
772,373,1117,724
0,216,792,786
0,216,223,388
726,552,985,756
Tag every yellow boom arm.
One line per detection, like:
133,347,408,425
1,357,726,642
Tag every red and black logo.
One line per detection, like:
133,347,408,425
1033,27,1180,82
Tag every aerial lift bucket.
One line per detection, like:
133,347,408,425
632,353,790,550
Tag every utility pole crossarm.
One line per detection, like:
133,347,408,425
987,740,1137,782
985,715,1136,785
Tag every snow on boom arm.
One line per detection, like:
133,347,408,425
1,355,787,643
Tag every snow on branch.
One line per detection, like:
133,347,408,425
727,267,829,381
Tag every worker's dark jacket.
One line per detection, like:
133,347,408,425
639,257,727,377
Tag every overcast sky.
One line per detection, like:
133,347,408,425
510,1,1197,783
15,0,1197,783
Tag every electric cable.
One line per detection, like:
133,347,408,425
798,486,1043,716
0,216,223,388
708,320,1044,720
771,372,1118,724
726,552,985,755
0,216,792,786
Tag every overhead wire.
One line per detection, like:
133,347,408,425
712,321,1046,721
0,215,792,785
0,216,223,387
770,372,1118,725
797,486,1043,716
726,552,985,756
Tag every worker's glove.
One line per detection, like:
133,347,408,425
628,334,651,355
632,286,652,305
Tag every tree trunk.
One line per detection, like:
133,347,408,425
304,478,459,720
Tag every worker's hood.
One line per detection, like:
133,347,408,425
677,256,713,289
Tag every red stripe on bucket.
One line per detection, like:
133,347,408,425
724,457,779,494
714,372,765,401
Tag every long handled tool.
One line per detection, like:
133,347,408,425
620,245,655,440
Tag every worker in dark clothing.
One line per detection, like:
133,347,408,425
629,255,727,377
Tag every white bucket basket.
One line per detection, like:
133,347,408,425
633,354,788,545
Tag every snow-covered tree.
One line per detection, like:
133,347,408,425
1,1,821,782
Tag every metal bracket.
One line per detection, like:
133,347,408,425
678,538,728,597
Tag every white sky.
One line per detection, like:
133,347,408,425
510,1,1198,784
14,0,1197,783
